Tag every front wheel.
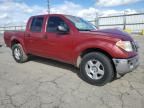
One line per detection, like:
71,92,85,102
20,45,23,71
80,52,114,86
12,44,28,63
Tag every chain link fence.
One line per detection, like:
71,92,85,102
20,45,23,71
89,12,144,34
0,25,25,34
0,13,144,34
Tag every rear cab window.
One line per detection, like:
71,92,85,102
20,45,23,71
30,17,44,32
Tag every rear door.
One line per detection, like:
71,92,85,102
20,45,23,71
25,16,46,56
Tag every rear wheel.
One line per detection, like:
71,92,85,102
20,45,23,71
80,52,114,86
12,44,28,63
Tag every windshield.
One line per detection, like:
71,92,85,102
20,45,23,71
65,15,97,31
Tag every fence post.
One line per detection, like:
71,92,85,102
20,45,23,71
95,12,99,29
3,25,6,33
123,11,127,30
3,26,5,32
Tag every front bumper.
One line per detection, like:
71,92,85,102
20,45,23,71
113,55,139,75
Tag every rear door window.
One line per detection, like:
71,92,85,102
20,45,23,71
30,17,44,32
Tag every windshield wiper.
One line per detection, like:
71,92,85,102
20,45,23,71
79,29,91,31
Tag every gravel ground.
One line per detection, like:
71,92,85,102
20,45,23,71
0,34,144,108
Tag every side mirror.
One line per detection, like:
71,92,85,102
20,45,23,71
57,25,69,33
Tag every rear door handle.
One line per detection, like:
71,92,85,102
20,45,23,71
43,34,48,39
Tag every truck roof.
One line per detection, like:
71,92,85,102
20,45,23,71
31,14,69,18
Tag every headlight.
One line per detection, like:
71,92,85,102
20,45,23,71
116,40,133,52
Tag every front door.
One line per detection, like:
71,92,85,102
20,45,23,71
44,16,73,63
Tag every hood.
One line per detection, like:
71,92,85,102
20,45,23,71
88,29,133,41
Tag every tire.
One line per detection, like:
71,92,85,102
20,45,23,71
12,44,28,63
80,52,114,86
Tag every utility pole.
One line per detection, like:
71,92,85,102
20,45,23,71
47,0,50,14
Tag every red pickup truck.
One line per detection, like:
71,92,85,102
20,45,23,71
4,14,139,86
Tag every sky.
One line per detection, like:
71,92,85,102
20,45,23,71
0,0,144,26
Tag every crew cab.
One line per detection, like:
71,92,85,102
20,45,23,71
4,14,139,86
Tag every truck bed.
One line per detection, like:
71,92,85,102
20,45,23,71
4,30,25,47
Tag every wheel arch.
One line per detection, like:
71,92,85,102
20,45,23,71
11,39,20,48
11,38,27,54
81,48,113,59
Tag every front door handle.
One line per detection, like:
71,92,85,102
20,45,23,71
26,33,30,37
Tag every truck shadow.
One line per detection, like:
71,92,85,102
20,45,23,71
29,55,79,74
29,55,120,84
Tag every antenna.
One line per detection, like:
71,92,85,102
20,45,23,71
47,0,50,14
